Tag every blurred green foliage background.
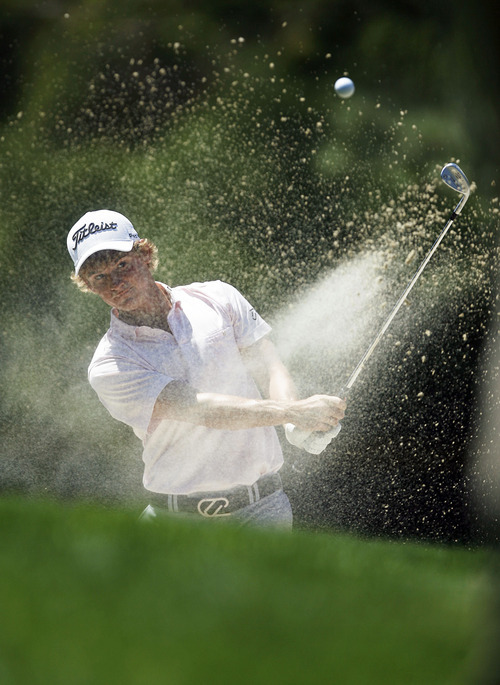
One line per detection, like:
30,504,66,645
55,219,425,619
0,0,498,541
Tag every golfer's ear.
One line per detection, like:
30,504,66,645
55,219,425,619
138,241,153,266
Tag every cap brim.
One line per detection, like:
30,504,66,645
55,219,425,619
74,240,135,275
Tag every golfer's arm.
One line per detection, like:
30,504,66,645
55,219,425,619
241,337,299,402
151,338,319,430
151,380,298,430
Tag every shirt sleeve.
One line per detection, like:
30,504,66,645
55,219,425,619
88,352,171,436
208,280,271,348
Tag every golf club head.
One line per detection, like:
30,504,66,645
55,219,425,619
441,163,470,197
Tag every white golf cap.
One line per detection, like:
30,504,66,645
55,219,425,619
67,209,140,275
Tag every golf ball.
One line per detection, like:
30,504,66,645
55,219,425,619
334,77,355,99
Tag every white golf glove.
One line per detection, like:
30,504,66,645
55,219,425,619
284,423,342,455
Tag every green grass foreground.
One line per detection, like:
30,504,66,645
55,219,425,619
0,498,492,685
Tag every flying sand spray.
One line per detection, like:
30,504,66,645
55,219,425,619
287,162,471,453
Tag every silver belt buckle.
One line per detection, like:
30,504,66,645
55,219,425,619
197,497,232,518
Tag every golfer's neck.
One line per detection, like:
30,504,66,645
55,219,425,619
115,283,172,331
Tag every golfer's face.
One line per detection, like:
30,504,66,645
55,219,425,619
84,252,152,310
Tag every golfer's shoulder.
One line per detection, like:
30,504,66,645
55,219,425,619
176,279,242,301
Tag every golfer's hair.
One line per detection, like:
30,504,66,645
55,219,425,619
71,239,159,293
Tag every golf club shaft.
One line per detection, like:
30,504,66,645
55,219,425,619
287,164,470,451
343,194,468,394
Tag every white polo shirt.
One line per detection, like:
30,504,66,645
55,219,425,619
88,280,284,494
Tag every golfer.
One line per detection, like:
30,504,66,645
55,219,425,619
67,210,346,527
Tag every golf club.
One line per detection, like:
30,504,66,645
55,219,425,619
343,162,470,393
287,163,471,453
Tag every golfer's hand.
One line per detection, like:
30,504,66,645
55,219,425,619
285,423,342,454
284,394,346,454
288,395,346,432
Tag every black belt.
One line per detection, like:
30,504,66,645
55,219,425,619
148,473,283,518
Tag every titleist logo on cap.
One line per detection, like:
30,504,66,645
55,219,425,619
71,221,119,251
